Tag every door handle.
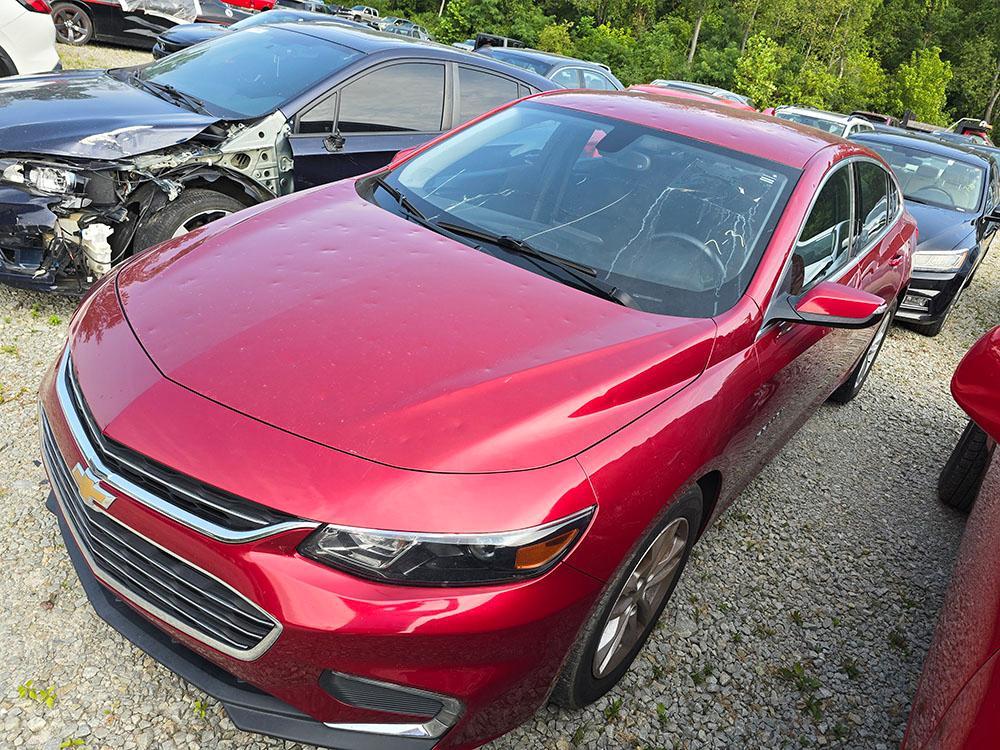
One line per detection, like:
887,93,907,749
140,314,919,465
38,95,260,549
888,253,905,267
324,133,345,152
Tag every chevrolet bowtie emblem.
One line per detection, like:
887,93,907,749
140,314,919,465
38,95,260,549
71,463,115,510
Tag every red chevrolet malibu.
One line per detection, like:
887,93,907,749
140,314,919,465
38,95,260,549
904,326,1000,750
40,92,915,749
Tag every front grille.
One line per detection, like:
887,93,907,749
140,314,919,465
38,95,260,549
42,411,281,658
64,360,298,533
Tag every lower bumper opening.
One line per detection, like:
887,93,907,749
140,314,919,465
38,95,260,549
48,492,443,750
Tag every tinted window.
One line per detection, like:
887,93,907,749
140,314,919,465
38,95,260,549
774,111,847,136
795,166,852,289
457,67,519,125
386,102,795,317
339,63,445,133
860,140,986,212
137,27,361,119
581,69,614,90
856,161,890,248
550,67,580,87
487,49,550,76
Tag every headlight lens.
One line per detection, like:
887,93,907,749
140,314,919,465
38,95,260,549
299,507,595,586
912,249,969,272
2,162,79,195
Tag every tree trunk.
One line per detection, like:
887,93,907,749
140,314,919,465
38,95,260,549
438,0,446,16
986,63,1000,122
740,0,759,54
687,12,703,63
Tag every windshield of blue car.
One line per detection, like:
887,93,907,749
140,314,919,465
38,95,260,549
231,10,317,29
384,101,797,317
774,111,846,136
861,141,985,212
137,27,361,119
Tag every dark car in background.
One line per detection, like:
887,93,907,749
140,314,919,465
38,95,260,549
475,46,623,90
52,0,244,47
852,131,1000,335
152,9,363,58
273,0,335,13
0,24,555,293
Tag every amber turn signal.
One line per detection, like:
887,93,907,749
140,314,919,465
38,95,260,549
514,529,580,570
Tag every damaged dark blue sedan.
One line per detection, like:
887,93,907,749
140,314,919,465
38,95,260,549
0,24,553,292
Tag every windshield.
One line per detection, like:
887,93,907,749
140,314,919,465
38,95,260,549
231,10,315,28
861,141,985,212
383,101,796,317
138,27,361,119
775,111,846,136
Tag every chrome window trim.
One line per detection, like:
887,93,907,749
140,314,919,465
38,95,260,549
55,352,319,544
324,671,463,740
42,410,283,661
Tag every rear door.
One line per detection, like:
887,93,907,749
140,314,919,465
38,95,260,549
289,60,449,189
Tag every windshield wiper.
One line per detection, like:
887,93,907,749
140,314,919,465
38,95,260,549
131,74,212,116
370,174,431,225
434,220,634,307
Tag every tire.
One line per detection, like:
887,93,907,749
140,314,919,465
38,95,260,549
133,189,246,253
939,420,994,513
52,2,94,46
912,316,946,338
829,302,894,404
0,48,17,78
550,487,703,708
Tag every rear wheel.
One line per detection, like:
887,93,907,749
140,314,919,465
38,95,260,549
52,3,94,45
939,420,994,513
829,302,894,404
551,488,702,708
133,189,245,253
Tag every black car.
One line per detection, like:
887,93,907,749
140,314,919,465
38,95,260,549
153,9,364,58
853,131,1000,335
474,46,623,90
0,24,555,293
52,0,246,48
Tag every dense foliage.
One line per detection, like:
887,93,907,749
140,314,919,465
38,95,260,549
362,0,1000,127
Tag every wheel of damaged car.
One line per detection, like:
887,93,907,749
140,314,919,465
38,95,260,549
550,488,702,708
52,3,93,45
133,189,246,253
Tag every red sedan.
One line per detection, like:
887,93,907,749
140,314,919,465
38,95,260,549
904,326,1000,750
40,91,914,749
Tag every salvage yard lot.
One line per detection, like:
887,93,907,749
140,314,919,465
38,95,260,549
0,43,996,750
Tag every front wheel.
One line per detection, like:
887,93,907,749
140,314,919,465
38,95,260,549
939,420,994,513
550,488,702,708
829,302,894,404
52,2,94,45
132,189,246,253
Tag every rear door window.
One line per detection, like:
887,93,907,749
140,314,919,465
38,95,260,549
457,67,520,125
338,63,445,133
550,67,581,88
581,69,615,90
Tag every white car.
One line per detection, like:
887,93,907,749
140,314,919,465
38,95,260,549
346,4,377,23
771,106,876,138
0,0,58,77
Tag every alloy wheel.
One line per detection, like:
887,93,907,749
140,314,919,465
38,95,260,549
53,7,90,44
171,209,233,239
592,517,689,679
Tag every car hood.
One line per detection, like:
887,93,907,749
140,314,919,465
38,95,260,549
116,181,718,473
158,23,231,46
0,71,219,159
906,201,978,252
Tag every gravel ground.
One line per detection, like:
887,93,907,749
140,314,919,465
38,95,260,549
0,247,995,750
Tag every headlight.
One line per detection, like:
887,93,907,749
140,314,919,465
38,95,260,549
299,507,595,586
2,162,79,195
912,249,969,272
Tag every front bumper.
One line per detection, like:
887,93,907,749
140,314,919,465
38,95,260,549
895,268,967,326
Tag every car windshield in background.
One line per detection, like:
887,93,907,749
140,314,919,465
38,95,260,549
484,49,550,76
230,10,312,29
387,102,796,317
863,141,985,212
774,112,845,136
137,27,361,119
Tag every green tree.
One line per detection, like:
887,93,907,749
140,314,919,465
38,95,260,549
573,19,639,81
538,22,574,54
895,46,953,124
733,34,783,107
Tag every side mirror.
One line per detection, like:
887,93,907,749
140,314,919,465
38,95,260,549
769,281,888,330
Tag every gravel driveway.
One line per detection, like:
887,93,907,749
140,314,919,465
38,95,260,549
0,39,996,743
1,248,995,749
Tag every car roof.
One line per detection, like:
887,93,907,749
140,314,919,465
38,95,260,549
532,90,845,168
649,80,750,104
271,24,557,88
483,46,608,71
775,106,851,124
852,129,992,168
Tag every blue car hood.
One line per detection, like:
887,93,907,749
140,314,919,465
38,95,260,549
0,70,220,160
